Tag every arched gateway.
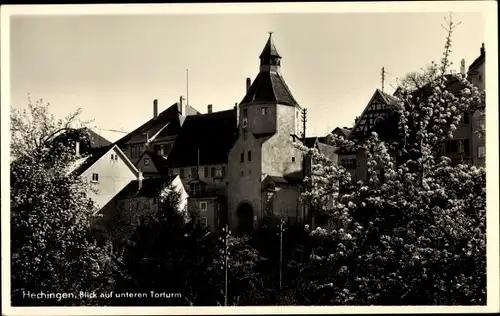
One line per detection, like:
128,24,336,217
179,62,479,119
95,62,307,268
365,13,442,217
236,202,254,236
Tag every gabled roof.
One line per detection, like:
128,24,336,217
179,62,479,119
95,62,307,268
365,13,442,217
88,129,112,148
316,142,337,162
303,136,327,149
113,177,171,200
136,150,169,174
350,89,399,138
240,71,299,107
331,127,352,138
166,109,238,168
115,103,189,146
69,144,139,178
468,43,485,73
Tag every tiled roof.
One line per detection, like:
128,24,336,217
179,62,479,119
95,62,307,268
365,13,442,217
115,103,185,146
468,44,485,73
70,145,114,176
136,150,169,174
316,142,337,162
114,177,170,200
240,71,299,107
166,109,238,168
88,129,112,148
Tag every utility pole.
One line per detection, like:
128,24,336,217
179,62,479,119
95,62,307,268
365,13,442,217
219,224,231,306
301,108,307,143
277,217,286,292
381,67,386,92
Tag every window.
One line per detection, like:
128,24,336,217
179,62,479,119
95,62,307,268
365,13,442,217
240,153,244,163
261,107,268,115
292,157,295,162
179,168,185,178
451,139,470,154
248,169,252,175
242,118,248,128
478,146,486,158
199,201,208,211
477,117,485,128
211,166,216,177
191,167,197,178
341,159,356,170
204,166,209,178
91,173,99,182
459,113,470,124
248,151,252,162
221,166,226,177
243,108,248,117
154,144,164,156
165,143,172,154
200,217,208,226
144,158,151,165
243,131,248,140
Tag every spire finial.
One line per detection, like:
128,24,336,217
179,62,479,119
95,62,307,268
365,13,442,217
268,31,273,36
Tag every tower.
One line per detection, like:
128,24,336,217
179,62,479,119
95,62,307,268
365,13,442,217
227,33,304,234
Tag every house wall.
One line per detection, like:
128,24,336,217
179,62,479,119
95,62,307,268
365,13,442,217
170,164,229,190
227,116,263,231
271,185,302,222
262,104,304,177
81,147,138,211
188,197,218,231
242,103,277,135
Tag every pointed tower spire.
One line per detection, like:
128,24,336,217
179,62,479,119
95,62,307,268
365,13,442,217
259,32,282,72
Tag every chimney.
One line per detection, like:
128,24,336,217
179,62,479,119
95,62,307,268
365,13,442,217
234,102,240,127
246,77,251,93
138,170,144,191
207,104,213,113
480,43,485,56
178,96,186,116
153,99,158,118
460,59,466,75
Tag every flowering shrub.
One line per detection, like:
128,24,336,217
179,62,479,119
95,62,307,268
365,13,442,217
297,15,486,305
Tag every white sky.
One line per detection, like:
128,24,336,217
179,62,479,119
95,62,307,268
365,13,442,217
8,9,486,141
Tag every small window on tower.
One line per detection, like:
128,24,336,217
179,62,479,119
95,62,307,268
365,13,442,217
240,153,244,163
292,157,295,162
261,107,268,115
248,151,252,162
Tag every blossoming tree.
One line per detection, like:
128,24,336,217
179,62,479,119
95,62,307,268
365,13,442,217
10,97,117,306
297,15,486,305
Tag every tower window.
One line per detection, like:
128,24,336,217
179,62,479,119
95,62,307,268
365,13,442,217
292,157,295,162
240,153,244,163
248,150,252,162
91,173,99,182
243,108,248,117
261,107,268,115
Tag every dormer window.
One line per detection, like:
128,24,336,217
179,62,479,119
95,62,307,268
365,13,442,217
261,107,268,115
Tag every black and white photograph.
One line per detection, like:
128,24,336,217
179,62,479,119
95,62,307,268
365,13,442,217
1,2,498,314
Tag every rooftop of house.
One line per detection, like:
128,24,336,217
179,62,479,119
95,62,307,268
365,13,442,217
136,150,169,174
166,108,238,168
68,145,114,176
468,43,485,73
115,102,201,146
114,177,171,200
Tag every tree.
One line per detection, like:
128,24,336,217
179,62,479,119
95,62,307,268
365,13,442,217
10,97,117,306
297,14,486,305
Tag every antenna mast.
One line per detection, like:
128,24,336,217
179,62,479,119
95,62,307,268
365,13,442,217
186,69,189,107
